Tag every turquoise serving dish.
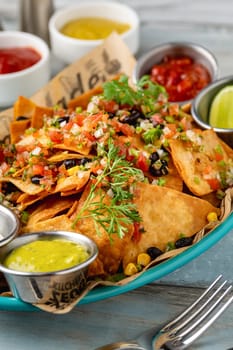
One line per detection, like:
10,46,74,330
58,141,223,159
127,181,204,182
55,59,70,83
0,212,232,312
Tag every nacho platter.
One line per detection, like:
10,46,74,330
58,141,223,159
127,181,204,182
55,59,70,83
0,34,232,312
0,74,232,312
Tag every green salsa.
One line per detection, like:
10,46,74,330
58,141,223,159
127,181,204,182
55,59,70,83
3,239,90,273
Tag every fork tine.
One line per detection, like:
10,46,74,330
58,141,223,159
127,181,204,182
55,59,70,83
166,276,229,335
177,284,232,338
162,274,223,333
181,292,233,347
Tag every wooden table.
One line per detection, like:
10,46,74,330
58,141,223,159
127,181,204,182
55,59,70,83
0,0,233,349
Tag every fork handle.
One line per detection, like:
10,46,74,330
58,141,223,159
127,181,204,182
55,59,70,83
95,341,145,349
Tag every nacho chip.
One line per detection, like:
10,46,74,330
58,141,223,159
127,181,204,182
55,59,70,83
26,196,74,226
10,119,31,143
48,152,93,163
17,191,50,210
22,214,74,233
71,186,134,276
13,96,36,120
116,135,183,191
0,177,45,195
53,143,91,156
68,85,103,110
55,170,90,193
169,129,231,196
31,105,54,129
122,182,220,267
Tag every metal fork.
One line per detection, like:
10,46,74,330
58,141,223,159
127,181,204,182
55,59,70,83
95,275,233,350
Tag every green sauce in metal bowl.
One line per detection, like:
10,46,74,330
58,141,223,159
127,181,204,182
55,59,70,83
3,239,90,273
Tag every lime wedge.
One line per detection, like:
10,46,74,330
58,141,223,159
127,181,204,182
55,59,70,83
209,85,233,128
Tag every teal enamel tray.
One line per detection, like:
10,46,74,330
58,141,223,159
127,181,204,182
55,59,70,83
0,212,232,311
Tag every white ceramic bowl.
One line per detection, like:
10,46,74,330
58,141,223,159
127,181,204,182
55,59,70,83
49,1,139,64
0,31,50,109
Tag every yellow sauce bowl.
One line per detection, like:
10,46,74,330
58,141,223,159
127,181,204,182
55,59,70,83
49,1,139,64
0,231,98,305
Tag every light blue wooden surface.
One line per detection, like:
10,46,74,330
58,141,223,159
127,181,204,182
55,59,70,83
0,0,233,348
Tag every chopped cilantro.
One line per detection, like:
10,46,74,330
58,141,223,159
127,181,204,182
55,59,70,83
194,176,200,184
103,75,167,113
21,211,29,224
156,178,166,186
142,126,163,144
166,241,175,251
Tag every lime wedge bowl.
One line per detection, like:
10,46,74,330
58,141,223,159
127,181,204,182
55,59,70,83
191,75,233,148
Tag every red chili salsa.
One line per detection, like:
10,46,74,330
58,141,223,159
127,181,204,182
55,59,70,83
0,47,41,74
150,55,211,102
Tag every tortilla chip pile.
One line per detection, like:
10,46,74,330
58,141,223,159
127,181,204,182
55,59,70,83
0,75,232,283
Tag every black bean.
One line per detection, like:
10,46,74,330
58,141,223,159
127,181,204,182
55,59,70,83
57,116,70,125
31,175,43,185
161,159,168,166
63,157,91,169
160,165,169,175
63,159,77,169
149,164,163,177
120,109,145,125
149,151,159,164
175,236,194,249
78,157,91,165
2,182,18,194
108,112,115,119
146,247,163,260
16,116,28,121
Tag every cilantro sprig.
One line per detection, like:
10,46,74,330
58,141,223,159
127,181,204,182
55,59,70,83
72,139,144,240
103,75,167,113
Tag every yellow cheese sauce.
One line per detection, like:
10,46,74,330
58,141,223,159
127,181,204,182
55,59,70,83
3,239,90,273
60,17,131,40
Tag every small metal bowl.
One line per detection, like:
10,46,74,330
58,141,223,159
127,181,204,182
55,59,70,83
0,204,20,247
191,75,233,148
133,41,218,104
0,231,98,305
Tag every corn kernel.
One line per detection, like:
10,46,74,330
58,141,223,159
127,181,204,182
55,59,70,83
67,165,79,176
137,253,151,266
124,263,138,276
207,212,218,222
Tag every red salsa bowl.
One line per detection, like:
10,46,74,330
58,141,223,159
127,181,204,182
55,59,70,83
133,42,218,104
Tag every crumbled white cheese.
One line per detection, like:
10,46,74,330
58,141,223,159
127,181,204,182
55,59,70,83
162,126,172,136
140,120,153,130
59,120,67,128
94,128,104,138
186,130,202,145
31,146,41,156
70,123,80,135
157,148,165,157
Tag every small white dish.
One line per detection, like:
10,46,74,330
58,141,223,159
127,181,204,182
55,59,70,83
49,1,140,64
0,31,50,109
